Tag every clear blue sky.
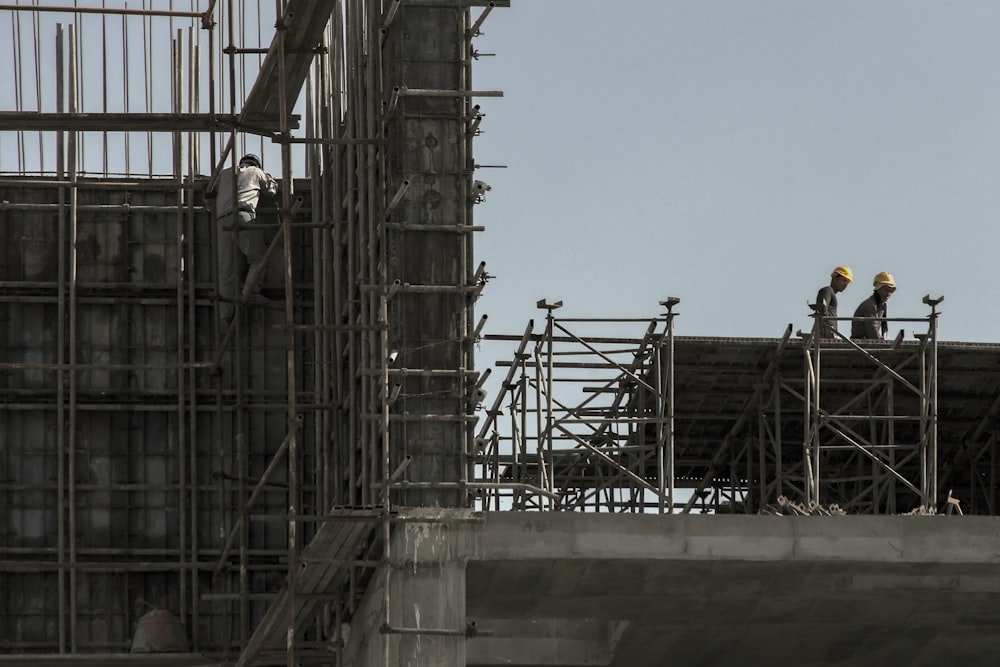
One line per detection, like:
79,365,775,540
472,1,1000,364
3,2,996,364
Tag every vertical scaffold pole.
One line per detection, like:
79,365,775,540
659,298,680,513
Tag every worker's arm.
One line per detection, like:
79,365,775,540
815,287,832,316
261,171,278,197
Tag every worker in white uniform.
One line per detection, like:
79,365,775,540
214,153,278,322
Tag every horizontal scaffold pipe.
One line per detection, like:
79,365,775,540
0,178,204,190
0,3,205,17
0,202,203,213
384,222,485,232
394,86,503,98
385,480,559,501
359,283,482,294
363,413,479,422
0,111,296,133
486,333,660,345
0,401,331,413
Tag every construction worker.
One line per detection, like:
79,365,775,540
215,153,278,322
851,272,896,340
815,265,853,338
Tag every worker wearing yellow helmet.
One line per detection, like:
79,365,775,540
851,271,896,340
814,265,853,338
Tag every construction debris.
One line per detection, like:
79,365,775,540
759,495,847,516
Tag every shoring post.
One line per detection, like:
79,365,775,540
758,381,772,512
171,29,190,627
654,338,665,513
518,344,531,509
536,299,563,508
803,317,819,507
919,330,929,509
271,14,305,666
660,298,680,513
924,295,944,510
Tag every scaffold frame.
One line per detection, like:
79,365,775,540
476,297,963,517
0,0,499,664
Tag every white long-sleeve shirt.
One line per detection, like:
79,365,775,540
216,164,278,218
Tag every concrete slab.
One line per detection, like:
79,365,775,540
455,512,1000,666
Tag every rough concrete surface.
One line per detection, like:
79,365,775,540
459,512,1000,667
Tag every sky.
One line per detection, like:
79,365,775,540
470,1,1000,374
3,1,998,374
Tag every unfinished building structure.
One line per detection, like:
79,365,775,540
1,0,494,663
2,1,1000,666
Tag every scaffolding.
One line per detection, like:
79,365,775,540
473,297,995,517
0,0,500,664
474,299,682,513
5,2,1000,665
794,295,944,513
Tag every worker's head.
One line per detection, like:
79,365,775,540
239,153,261,169
873,271,896,297
830,265,853,292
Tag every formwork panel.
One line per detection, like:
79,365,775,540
2,218,59,283
0,572,59,650
2,302,59,391
75,210,131,285
0,181,241,654
2,411,59,549
74,572,132,650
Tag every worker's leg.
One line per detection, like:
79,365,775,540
216,213,237,321
237,210,268,299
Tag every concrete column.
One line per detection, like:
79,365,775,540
344,510,474,667
383,0,472,509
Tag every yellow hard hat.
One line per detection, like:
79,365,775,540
832,265,853,283
873,271,895,289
